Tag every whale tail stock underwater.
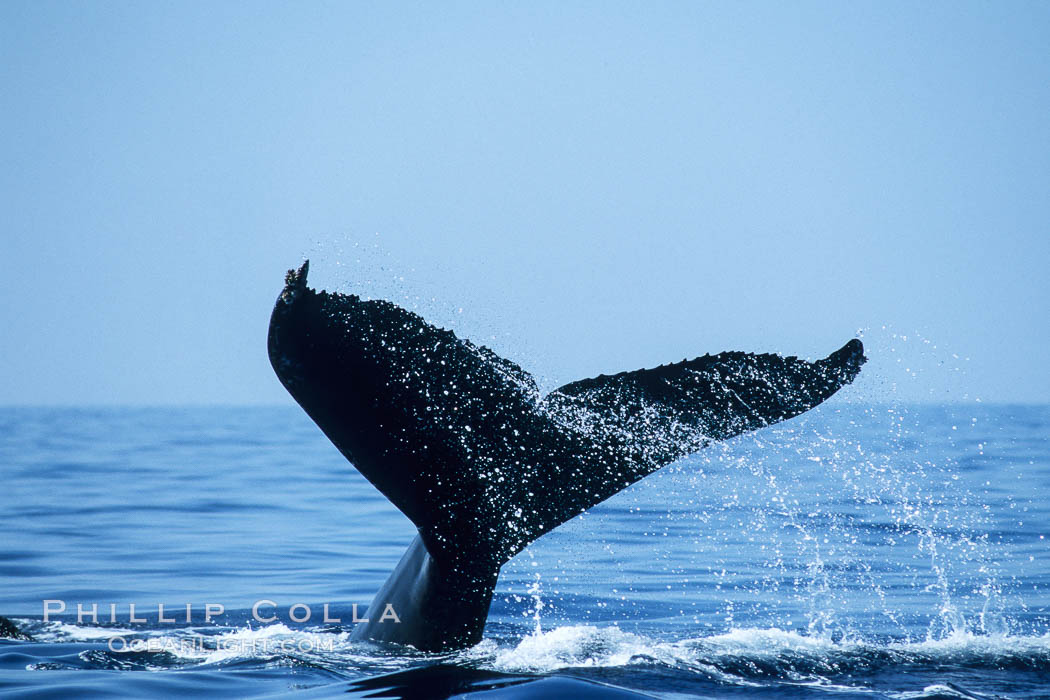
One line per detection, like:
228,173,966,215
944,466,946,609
267,261,866,651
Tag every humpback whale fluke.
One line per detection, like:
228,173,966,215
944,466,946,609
268,261,865,651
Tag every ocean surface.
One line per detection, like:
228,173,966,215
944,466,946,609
1,403,1048,698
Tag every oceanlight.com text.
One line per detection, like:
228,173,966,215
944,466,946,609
107,636,338,654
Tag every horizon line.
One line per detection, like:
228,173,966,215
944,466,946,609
0,399,1046,409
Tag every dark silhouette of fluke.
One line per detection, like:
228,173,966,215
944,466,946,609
268,260,866,651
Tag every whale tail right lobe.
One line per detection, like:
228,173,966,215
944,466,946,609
507,338,867,562
268,262,866,651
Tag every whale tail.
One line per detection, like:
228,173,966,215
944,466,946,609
268,261,865,650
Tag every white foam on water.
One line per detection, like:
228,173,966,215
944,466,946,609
481,625,666,671
21,619,1050,686
463,624,1050,681
891,684,994,700
167,623,353,664
33,621,139,641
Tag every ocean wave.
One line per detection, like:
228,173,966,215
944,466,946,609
466,624,1050,681
18,620,1049,684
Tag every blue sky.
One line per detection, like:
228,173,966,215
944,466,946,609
2,1,1048,404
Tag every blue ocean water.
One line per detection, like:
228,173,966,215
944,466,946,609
0,403,1048,698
